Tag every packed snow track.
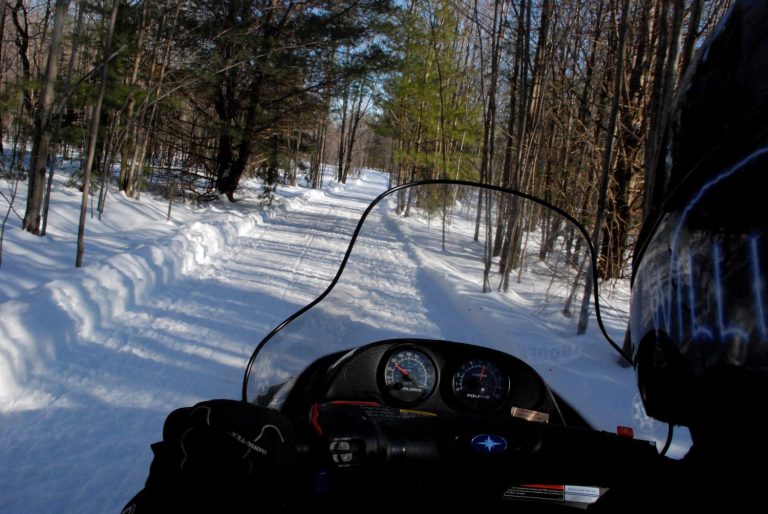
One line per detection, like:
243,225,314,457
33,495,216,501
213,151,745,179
0,171,390,514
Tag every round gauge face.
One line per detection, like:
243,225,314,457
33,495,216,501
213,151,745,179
452,359,506,411
382,348,437,403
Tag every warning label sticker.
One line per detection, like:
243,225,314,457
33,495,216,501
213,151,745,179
504,484,565,502
504,484,602,505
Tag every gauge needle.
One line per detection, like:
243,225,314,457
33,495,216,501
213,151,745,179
479,366,486,379
395,363,411,380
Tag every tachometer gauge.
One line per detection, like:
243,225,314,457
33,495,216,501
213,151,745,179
452,359,507,411
382,348,437,403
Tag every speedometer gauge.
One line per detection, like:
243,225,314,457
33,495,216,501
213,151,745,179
382,348,437,403
452,359,507,411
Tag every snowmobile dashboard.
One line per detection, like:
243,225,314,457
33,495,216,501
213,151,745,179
285,339,568,423
271,339,661,512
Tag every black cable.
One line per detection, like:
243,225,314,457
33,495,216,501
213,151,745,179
660,423,674,457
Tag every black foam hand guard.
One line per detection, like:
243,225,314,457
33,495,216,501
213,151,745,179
174,399,297,492
127,399,298,514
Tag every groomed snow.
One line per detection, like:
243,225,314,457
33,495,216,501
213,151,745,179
1,168,689,513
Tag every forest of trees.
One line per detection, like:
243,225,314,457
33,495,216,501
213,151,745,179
0,0,732,274
381,0,731,284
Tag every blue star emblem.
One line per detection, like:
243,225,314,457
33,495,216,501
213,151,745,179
479,436,500,451
471,434,508,454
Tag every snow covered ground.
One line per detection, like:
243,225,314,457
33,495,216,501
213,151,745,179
1,167,688,513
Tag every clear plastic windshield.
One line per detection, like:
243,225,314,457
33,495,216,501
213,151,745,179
245,183,635,430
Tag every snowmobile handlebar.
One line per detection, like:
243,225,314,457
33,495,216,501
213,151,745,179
299,401,663,505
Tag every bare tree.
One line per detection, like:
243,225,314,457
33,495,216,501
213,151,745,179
577,0,631,335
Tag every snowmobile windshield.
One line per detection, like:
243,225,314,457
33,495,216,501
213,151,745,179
244,181,635,431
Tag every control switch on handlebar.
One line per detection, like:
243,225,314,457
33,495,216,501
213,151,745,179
329,439,362,467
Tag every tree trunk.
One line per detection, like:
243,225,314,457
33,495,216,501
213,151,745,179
479,0,502,292
216,68,267,199
499,0,531,289
337,80,350,183
76,0,119,267
215,7,281,200
0,2,7,155
119,0,149,191
311,115,329,189
41,0,85,237
290,127,301,187
22,0,70,234
343,82,368,183
133,3,181,200
600,0,650,279
577,0,630,335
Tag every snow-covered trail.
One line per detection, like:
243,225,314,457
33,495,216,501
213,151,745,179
0,172,389,514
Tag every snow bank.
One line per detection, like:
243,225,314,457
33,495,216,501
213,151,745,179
0,209,270,409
